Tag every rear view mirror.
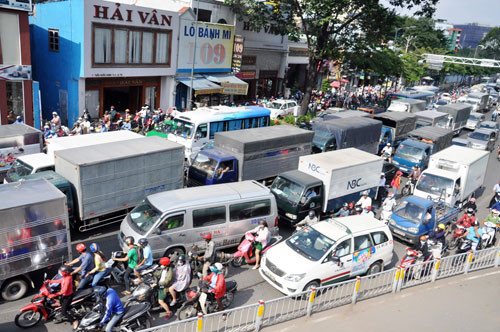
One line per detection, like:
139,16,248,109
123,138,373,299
300,197,307,204
155,228,162,235
330,254,340,264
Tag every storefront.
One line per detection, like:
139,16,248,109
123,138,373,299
287,39,309,93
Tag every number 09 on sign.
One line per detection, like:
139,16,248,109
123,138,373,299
188,42,226,65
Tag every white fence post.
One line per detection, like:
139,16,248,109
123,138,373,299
397,267,406,292
431,258,440,282
197,312,203,332
306,287,317,317
464,250,474,274
254,300,265,332
495,248,500,267
351,276,361,304
392,266,401,293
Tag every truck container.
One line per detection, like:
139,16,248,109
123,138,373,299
270,148,383,225
4,131,142,183
413,146,489,207
374,112,417,152
414,110,449,129
187,125,313,186
387,98,426,113
311,117,382,154
392,126,454,173
54,136,184,231
464,93,489,113
0,178,71,301
436,103,472,135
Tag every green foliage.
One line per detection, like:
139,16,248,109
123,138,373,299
392,16,447,51
321,79,331,92
282,115,296,125
401,52,425,83
479,27,500,59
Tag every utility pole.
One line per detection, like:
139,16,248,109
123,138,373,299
187,0,200,111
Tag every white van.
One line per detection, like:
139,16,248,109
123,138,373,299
259,216,393,296
119,181,278,258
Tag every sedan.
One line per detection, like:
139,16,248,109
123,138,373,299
478,121,499,138
468,129,496,151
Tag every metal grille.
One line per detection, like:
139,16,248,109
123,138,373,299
265,258,286,277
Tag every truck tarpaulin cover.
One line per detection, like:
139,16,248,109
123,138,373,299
312,117,382,154
408,126,454,153
215,126,314,181
374,112,417,140
437,103,472,125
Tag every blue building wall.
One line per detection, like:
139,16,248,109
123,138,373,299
454,24,492,49
30,0,84,127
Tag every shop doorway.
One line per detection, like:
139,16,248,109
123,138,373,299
103,86,142,113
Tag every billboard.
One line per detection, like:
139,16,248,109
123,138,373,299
178,21,234,73
0,0,31,11
0,65,31,80
231,35,244,73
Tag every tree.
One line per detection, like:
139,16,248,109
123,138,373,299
392,16,447,51
479,27,500,59
224,0,439,115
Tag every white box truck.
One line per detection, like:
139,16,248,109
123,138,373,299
413,146,489,207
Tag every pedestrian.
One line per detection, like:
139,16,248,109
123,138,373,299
85,243,110,288
112,236,138,295
47,265,78,329
391,171,402,197
66,243,95,290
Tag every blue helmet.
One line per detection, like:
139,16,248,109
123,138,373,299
89,243,99,253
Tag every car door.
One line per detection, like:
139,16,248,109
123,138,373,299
149,212,187,257
351,234,376,276
320,237,353,285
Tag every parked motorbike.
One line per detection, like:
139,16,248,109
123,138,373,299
15,273,95,328
177,280,238,320
76,301,152,331
232,233,282,267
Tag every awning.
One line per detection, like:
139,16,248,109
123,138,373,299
204,74,249,95
177,77,224,96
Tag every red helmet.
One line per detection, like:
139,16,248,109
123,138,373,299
159,257,170,266
396,170,403,175
76,243,86,253
366,206,372,211
202,233,212,240
54,219,63,227
348,202,354,209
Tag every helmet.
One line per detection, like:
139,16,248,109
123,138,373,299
419,235,427,241
159,257,171,266
138,238,148,246
125,109,130,113
355,206,362,214
348,202,354,209
365,206,372,211
386,143,391,146
214,262,223,271
202,233,212,240
466,208,474,215
362,190,369,196
124,236,135,246
110,105,115,109
438,223,445,230
89,243,100,253
470,197,476,203
308,210,316,217
493,209,500,215
343,203,348,208
178,254,186,264
396,170,403,175
60,265,72,275
54,219,63,227
16,116,22,120
76,243,86,253
52,112,57,115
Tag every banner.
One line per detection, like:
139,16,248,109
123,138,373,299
0,0,31,11
0,65,31,80
178,21,235,73
231,35,244,73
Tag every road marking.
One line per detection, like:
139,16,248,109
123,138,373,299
465,270,500,280
313,316,333,323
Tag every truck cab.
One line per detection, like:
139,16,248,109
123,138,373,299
392,139,432,173
4,153,54,183
188,150,238,186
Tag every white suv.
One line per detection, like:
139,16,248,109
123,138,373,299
266,100,300,120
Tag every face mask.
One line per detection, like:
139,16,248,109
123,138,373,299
209,266,217,273
177,262,183,266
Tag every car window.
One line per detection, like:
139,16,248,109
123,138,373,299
159,214,184,231
196,124,208,139
371,231,389,245
229,199,271,221
332,239,352,257
354,234,373,251
193,206,226,227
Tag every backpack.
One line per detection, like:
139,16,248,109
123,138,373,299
134,245,143,264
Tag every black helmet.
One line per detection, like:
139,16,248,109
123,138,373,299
60,265,72,275
466,208,474,214
355,206,362,214
178,254,186,264
138,238,148,246
125,236,135,246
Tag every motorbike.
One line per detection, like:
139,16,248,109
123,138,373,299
76,301,152,332
480,221,498,249
382,151,391,162
15,273,96,328
108,252,159,287
401,179,416,197
232,233,282,267
448,224,467,250
489,192,500,209
177,280,238,320
124,275,157,308
400,239,446,280
188,247,232,278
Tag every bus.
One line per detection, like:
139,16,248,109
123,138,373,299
167,105,271,159
389,90,436,108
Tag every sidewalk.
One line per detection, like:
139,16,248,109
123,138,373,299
263,269,500,332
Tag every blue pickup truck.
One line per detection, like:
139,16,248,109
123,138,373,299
388,195,459,244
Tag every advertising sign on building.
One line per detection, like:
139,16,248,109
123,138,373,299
178,21,235,73
231,35,244,73
0,64,31,80
0,0,31,11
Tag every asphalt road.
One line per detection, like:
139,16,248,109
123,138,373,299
0,110,498,332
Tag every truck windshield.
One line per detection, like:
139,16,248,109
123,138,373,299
435,117,449,128
393,200,423,224
191,153,217,178
271,176,304,205
286,226,335,261
416,173,453,195
394,144,423,162
6,159,33,181
128,200,162,235
479,122,496,130
169,119,194,139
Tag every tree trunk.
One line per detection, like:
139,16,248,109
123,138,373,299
300,57,321,116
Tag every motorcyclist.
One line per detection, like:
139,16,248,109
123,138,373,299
248,220,270,270
197,233,216,279
168,254,192,306
412,235,431,260
362,206,375,218
47,265,77,329
382,192,396,212
333,203,350,217
95,286,124,332
85,243,110,288
381,143,393,159
490,200,500,213
428,224,446,259
490,181,500,208
408,165,421,193
356,190,372,209
134,238,153,284
112,236,138,295
66,243,95,290
462,197,477,214
464,225,483,252
152,257,174,321
296,210,318,229
484,209,500,225
457,208,477,228
202,262,227,320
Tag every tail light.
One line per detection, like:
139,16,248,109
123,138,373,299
274,216,278,228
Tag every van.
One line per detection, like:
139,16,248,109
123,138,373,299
259,216,393,296
118,181,278,258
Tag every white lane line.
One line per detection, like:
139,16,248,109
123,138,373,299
465,269,500,280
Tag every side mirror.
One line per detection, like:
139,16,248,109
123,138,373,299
330,254,340,264
154,228,162,235
300,196,307,205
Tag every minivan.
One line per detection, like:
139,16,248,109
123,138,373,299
119,181,278,258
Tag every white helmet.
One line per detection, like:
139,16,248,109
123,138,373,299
214,262,223,271
387,143,391,146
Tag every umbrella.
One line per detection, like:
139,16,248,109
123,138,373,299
330,81,340,88
340,78,349,83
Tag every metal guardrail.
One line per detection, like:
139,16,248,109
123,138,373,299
140,246,500,332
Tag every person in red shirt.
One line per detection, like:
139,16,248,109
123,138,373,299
457,208,477,228
203,263,226,320
47,265,77,329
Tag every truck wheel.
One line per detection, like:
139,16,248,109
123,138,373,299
2,278,28,301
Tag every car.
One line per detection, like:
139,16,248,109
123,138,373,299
467,128,496,151
440,93,452,102
451,137,471,148
478,121,499,138
465,112,485,131
266,100,301,120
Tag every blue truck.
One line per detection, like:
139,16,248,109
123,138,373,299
374,112,417,153
392,126,453,174
388,195,459,244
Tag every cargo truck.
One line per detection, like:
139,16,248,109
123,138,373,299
374,112,417,152
464,93,489,113
311,117,382,154
0,178,71,301
187,126,313,186
270,148,383,226
392,127,454,174
54,136,184,231
387,98,426,113
436,103,472,135
413,146,489,208
414,110,449,129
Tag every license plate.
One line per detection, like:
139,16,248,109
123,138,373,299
393,229,406,236
263,269,276,282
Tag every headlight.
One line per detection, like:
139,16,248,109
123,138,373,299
408,227,419,234
284,273,306,282
389,219,396,226
285,213,297,220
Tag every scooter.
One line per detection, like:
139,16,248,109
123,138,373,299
232,233,282,267
15,273,96,328
125,275,157,308
400,243,437,280
401,179,416,197
177,280,238,320
489,192,500,209
448,224,467,250
108,252,159,287
481,221,498,249
188,247,232,278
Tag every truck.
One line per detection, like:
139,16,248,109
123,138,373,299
464,92,489,113
270,148,383,225
0,178,71,301
436,103,472,135
4,131,142,183
387,97,426,113
392,126,454,174
187,125,314,186
54,136,184,231
388,196,459,244
311,117,382,154
414,111,449,129
374,112,417,152
413,146,489,208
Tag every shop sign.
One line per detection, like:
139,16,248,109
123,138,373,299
221,82,248,95
236,71,256,80
93,3,172,27
0,65,31,80
0,0,31,11
231,35,244,73
289,47,308,57
242,56,256,66
259,70,278,79
178,21,235,73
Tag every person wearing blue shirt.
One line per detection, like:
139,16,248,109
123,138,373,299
96,287,124,332
465,225,483,251
333,203,350,217
490,201,500,212
134,238,153,283
67,243,95,290
121,120,132,131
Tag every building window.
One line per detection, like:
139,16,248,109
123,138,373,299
48,29,59,52
194,9,212,22
6,82,24,124
92,24,171,67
